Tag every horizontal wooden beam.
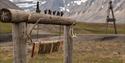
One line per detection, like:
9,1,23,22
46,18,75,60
0,8,75,25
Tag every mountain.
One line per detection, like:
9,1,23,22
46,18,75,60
44,0,64,11
68,0,125,23
39,0,125,23
39,0,87,11
0,0,20,9
14,0,125,23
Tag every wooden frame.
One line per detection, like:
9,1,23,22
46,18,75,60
0,8,74,63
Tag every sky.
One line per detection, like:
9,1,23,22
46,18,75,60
26,0,33,1
10,0,33,1
24,0,87,1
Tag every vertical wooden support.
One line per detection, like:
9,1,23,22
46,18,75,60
113,21,117,34
106,1,117,34
111,3,117,34
12,23,27,63
64,26,73,63
31,43,35,58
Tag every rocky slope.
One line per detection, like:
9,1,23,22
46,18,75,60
14,0,125,23
39,0,125,23
68,0,125,23
13,0,125,23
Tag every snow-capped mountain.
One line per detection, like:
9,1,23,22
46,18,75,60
38,0,125,23
39,0,88,12
68,0,125,23
14,0,125,23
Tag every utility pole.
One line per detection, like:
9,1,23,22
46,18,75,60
36,1,41,13
106,0,117,34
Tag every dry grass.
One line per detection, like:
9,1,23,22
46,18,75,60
0,41,125,63
0,22,12,33
74,22,125,34
0,43,13,63
1,22,125,34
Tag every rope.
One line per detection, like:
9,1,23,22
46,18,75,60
26,18,43,43
36,24,39,42
71,24,77,38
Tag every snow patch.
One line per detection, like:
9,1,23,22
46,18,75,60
66,9,70,12
60,7,70,12
101,5,104,8
74,1,81,5
92,2,94,5
9,0,13,2
41,1,47,5
16,3,35,8
67,4,70,6
81,0,88,3
60,7,65,11
67,0,87,6
74,0,87,5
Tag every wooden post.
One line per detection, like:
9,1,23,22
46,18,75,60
31,43,35,58
0,8,75,26
12,23,27,63
64,26,73,63
106,1,117,34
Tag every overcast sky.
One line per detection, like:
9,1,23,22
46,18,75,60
10,0,33,1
